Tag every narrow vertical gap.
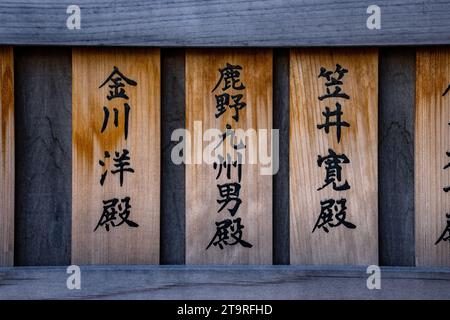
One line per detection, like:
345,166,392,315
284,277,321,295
160,48,186,264
273,48,290,265
378,47,416,266
14,47,72,266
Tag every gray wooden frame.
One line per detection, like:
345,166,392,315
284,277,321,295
0,0,449,47
0,265,449,299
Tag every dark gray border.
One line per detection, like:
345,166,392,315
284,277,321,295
1,265,449,299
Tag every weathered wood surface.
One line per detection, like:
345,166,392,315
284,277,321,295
14,48,72,266
186,49,273,264
290,49,378,265
9,46,428,268
0,47,14,266
6,47,426,265
72,48,160,265
415,48,450,267
379,48,415,266
0,1,449,46
0,265,449,299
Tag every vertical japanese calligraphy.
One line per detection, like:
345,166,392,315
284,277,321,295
416,48,450,267
72,48,160,264
290,49,378,265
0,47,14,266
186,49,273,264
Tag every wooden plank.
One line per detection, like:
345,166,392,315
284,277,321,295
72,48,160,265
0,1,450,47
379,48,415,266
186,49,273,264
0,47,13,266
0,265,449,299
416,48,450,267
290,48,378,265
273,49,290,265
161,49,186,264
14,47,72,266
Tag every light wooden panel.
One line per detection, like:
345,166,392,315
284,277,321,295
416,48,450,267
290,48,378,265
0,47,14,266
186,49,273,264
72,48,160,264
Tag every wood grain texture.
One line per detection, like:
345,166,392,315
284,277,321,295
290,48,378,265
14,47,72,266
416,48,450,267
186,49,273,264
0,47,13,266
379,48,415,266
72,48,160,265
0,265,449,299
0,1,450,46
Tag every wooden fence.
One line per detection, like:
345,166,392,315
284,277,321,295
0,0,450,299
